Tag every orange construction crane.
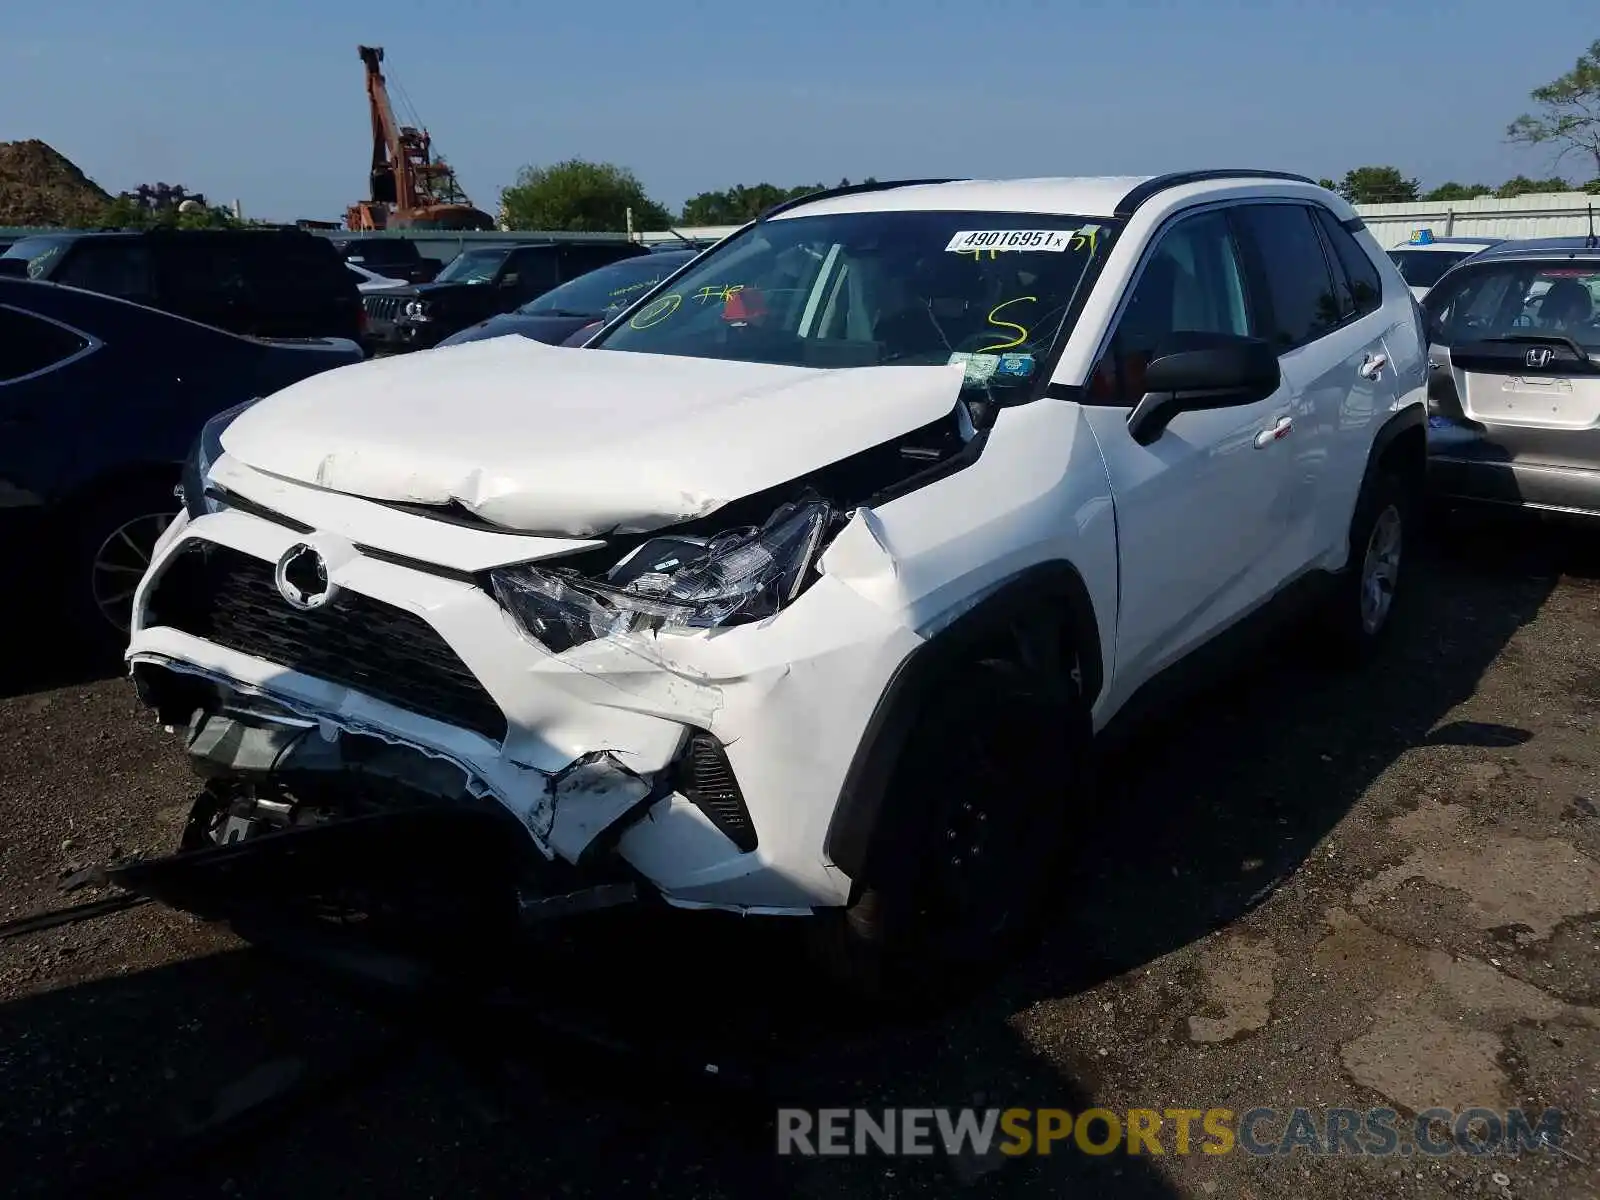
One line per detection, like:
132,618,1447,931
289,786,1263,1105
345,45,495,232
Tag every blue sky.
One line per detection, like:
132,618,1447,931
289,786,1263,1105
3,1,1596,222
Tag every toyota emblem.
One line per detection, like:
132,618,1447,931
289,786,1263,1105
1525,346,1555,369
274,542,339,611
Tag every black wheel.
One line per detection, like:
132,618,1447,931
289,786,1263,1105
1316,466,1414,661
811,619,1090,1005
60,479,179,661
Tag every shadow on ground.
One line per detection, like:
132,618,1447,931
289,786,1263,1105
0,588,122,701
0,511,1593,1199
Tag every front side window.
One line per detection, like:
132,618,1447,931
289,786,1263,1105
591,209,1115,392
520,254,688,318
1090,208,1253,402
0,308,91,382
1234,204,1342,348
432,249,512,285
1425,260,1600,351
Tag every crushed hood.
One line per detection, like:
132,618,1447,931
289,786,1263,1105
221,336,965,537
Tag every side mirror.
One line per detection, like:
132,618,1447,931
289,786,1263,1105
1126,332,1281,447
0,259,30,278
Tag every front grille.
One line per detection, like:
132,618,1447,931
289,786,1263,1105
677,732,757,852
149,543,507,743
363,294,404,322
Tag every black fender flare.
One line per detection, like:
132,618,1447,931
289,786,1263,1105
823,560,1103,884
1366,402,1427,484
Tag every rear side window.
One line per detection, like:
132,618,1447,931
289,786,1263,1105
1312,209,1381,318
1233,204,1342,350
0,308,91,381
55,240,153,302
1388,249,1472,289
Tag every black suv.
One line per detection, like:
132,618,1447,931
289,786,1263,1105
0,227,363,342
365,240,650,352
330,236,442,284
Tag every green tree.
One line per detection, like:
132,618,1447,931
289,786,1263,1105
1423,181,1493,201
1336,166,1419,204
499,160,672,232
678,177,881,225
1507,39,1600,180
87,184,240,230
1316,177,1339,192
1495,175,1573,197
680,183,818,225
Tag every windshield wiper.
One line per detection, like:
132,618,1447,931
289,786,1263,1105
529,308,598,318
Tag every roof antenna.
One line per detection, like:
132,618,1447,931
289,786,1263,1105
1587,203,1597,250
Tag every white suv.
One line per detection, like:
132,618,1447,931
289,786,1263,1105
124,172,1428,996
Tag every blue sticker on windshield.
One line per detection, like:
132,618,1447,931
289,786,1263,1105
995,352,1035,378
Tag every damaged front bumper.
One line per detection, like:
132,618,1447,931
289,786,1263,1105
125,493,923,915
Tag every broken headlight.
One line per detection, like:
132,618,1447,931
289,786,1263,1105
490,498,833,653
178,398,261,520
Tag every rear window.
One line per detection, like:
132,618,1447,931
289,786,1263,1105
1387,249,1475,288
340,239,420,265
1,236,76,278
1424,259,1600,351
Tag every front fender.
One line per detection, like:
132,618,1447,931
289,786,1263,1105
818,396,1118,881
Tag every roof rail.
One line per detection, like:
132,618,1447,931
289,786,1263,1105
1114,170,1319,219
757,177,967,223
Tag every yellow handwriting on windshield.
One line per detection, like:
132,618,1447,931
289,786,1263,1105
629,293,682,329
977,296,1037,353
693,283,744,305
1071,227,1098,253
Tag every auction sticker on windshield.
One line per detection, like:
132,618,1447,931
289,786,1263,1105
945,230,1075,253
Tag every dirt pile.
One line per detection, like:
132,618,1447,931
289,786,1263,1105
0,140,112,227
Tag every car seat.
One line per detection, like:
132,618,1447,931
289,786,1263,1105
1538,279,1593,329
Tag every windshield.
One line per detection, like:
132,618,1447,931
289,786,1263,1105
432,248,510,285
519,253,692,317
591,209,1114,386
1425,259,1600,351
1388,248,1476,288
1,236,74,278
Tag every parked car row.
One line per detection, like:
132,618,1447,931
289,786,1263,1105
8,182,1594,1005
358,239,650,353
0,227,365,342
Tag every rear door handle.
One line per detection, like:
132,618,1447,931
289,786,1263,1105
1254,416,1292,448
1359,352,1388,381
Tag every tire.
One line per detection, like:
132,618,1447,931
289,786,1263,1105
59,478,180,663
1316,465,1415,661
810,620,1091,1007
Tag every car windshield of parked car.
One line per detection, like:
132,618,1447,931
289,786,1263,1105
431,248,509,285
518,253,691,318
1425,260,1600,351
1,236,74,279
1388,248,1475,288
591,209,1114,385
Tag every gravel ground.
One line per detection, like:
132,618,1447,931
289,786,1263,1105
0,511,1596,1199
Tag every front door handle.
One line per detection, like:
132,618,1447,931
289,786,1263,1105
1254,416,1292,448
1359,352,1388,381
